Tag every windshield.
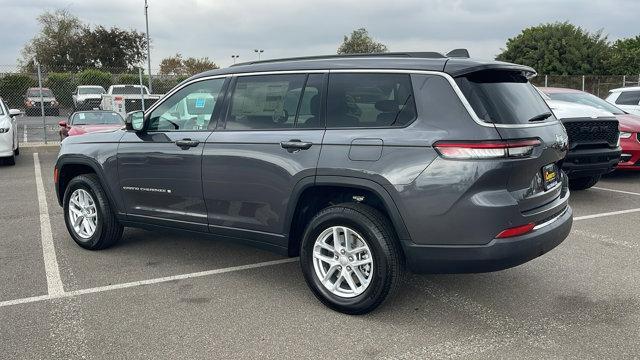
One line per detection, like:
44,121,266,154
71,112,123,126
112,86,148,95
28,89,54,97
547,92,625,115
455,70,554,124
79,87,105,95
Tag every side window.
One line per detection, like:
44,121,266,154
326,73,416,128
225,74,306,130
296,74,323,128
615,91,640,105
147,78,226,131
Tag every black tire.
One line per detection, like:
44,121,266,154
300,203,404,315
14,144,19,156
4,154,16,166
569,175,601,190
63,174,123,250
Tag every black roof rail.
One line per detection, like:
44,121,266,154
231,51,450,67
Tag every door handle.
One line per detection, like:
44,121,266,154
280,139,313,153
175,138,200,150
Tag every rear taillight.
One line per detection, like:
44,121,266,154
54,166,59,184
434,139,541,160
495,222,535,239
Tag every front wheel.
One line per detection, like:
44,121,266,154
300,203,404,315
63,174,123,250
569,175,601,190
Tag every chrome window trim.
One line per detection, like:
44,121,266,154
146,68,561,130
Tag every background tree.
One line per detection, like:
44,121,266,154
20,10,87,71
337,28,388,54
159,54,219,76
496,22,610,75
82,26,148,71
20,10,148,72
607,36,640,75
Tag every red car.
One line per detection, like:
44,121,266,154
59,110,124,141
540,87,640,170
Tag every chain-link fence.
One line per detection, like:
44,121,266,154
0,65,189,143
531,74,640,98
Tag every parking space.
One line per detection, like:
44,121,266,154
1,147,639,359
16,115,67,144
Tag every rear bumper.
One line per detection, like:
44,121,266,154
403,205,573,274
562,146,621,178
617,136,640,170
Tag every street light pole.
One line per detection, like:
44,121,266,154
144,0,153,93
253,49,264,60
231,55,239,64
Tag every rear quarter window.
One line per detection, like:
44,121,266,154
615,90,640,105
455,70,554,124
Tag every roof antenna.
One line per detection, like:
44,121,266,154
446,49,470,58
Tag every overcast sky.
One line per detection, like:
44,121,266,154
0,0,638,70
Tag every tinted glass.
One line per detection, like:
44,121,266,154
71,112,123,125
327,73,416,128
548,92,624,115
28,89,54,97
456,71,554,124
226,74,306,130
112,86,148,95
296,74,323,128
148,78,225,131
79,87,105,95
615,91,640,105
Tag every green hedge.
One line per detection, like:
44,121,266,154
45,72,78,107
117,73,147,86
77,69,112,90
0,74,37,108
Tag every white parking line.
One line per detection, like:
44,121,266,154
23,124,27,143
34,153,65,295
592,186,640,197
574,207,640,221
0,258,297,308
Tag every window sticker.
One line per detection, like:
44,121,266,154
195,98,206,108
78,113,86,120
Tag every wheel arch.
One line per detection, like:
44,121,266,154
285,176,411,257
55,155,120,215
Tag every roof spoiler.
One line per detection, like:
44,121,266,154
445,49,470,58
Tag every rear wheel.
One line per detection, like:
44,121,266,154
3,154,16,166
63,174,123,250
569,175,601,190
300,203,404,315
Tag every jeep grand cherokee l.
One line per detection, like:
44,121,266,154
55,53,573,314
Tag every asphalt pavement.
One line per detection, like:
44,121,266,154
0,146,639,359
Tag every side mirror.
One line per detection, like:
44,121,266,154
9,109,22,117
58,120,68,127
125,110,145,132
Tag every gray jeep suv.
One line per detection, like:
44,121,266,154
55,52,573,314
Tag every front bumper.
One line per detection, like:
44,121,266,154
562,146,621,178
403,205,573,274
617,135,640,170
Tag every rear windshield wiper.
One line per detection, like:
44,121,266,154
527,112,552,122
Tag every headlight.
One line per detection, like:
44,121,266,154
0,128,9,133
619,132,632,139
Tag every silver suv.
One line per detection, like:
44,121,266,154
55,52,573,314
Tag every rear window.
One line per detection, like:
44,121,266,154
455,71,553,124
71,112,123,125
28,89,54,97
615,90,640,105
112,86,148,95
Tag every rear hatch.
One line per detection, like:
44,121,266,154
454,69,569,214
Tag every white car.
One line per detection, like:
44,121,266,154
72,85,106,110
606,87,640,116
0,97,21,165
